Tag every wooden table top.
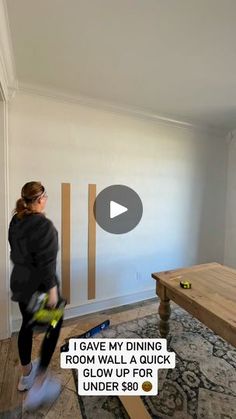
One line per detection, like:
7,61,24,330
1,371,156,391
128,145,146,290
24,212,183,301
152,262,236,347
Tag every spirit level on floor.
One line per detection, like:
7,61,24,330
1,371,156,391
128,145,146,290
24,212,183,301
60,319,110,352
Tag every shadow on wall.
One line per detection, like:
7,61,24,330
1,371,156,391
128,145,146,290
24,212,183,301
197,139,227,264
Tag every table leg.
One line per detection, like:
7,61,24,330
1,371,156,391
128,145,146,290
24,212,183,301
157,283,171,338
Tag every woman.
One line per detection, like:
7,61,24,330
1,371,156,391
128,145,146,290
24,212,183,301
8,181,63,411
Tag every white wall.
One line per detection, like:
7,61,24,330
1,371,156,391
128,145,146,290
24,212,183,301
224,132,236,267
8,92,227,329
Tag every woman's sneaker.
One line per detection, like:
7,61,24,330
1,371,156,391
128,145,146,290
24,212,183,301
17,359,40,391
23,375,61,411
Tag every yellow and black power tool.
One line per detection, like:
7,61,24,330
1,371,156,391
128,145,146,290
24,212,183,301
26,291,66,328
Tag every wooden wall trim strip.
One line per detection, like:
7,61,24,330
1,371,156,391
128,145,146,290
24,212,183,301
88,184,96,300
119,396,151,419
61,183,71,303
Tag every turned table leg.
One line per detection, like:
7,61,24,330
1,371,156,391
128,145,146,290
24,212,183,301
157,282,171,338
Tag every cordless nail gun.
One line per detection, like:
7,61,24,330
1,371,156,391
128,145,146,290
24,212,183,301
26,291,66,328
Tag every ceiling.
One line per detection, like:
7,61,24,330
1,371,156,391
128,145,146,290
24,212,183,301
5,0,236,133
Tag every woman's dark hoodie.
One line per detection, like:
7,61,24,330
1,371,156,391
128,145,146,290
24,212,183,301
8,213,59,303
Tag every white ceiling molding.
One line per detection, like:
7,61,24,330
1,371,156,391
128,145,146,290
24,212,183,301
0,45,9,100
0,0,18,100
227,130,236,145
19,81,226,138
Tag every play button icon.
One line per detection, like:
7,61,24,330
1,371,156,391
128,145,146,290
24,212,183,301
94,185,143,234
110,201,128,219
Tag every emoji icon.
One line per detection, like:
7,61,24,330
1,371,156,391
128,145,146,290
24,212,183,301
142,381,152,392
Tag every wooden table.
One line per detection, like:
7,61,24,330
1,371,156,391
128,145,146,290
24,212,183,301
152,262,236,347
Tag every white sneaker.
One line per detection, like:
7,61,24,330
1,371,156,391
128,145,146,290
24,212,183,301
23,375,61,411
17,358,40,391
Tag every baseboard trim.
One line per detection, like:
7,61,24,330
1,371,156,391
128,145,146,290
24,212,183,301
11,288,156,333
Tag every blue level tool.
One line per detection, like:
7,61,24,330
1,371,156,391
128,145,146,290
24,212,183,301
60,319,110,352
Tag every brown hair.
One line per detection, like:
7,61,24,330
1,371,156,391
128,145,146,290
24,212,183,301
13,181,45,219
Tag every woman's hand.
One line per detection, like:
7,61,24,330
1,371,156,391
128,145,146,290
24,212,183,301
47,285,58,308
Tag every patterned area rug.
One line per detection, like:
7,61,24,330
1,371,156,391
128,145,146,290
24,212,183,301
73,306,236,419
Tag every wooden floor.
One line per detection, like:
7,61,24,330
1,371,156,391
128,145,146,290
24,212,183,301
0,298,158,419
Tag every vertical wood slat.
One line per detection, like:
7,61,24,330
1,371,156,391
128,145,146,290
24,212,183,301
119,396,151,419
61,183,71,304
88,184,96,300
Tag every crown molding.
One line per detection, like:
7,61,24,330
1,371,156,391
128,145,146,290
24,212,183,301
226,130,236,145
0,0,18,100
18,81,226,138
